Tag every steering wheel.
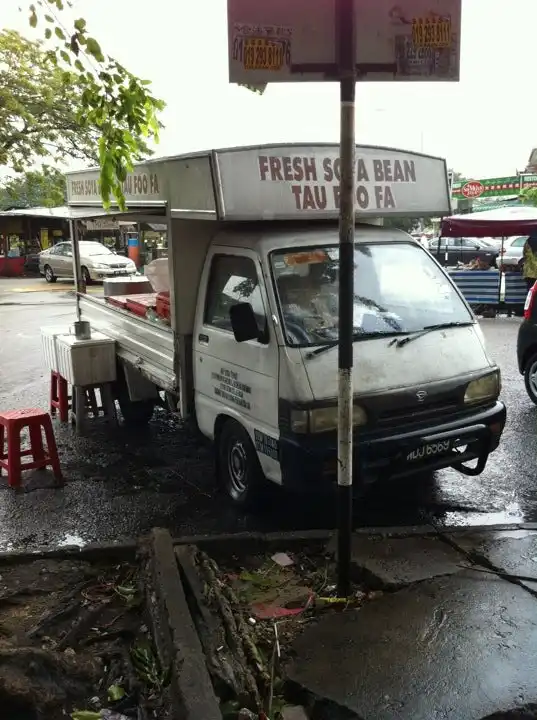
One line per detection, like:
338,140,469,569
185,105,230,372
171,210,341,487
283,320,313,345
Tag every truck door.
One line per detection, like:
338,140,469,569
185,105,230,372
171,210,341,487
194,249,281,483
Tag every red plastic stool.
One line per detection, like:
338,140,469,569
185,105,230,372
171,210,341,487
50,371,70,422
0,409,62,488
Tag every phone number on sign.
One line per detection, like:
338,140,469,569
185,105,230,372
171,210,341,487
412,17,451,48
233,37,290,71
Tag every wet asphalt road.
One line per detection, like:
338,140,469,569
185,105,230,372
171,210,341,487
0,278,536,551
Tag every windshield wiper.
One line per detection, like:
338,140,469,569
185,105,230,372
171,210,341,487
390,321,474,348
305,330,408,359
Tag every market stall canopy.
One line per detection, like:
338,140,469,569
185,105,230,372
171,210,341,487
0,204,166,221
442,205,537,237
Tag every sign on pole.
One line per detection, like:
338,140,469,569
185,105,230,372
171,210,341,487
228,0,461,85
227,0,461,597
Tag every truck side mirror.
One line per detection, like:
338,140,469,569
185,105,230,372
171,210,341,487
230,302,259,342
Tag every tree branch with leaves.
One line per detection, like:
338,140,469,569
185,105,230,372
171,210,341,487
26,0,165,210
0,29,101,170
521,188,537,206
0,167,66,211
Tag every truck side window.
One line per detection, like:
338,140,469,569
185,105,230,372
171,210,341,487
204,254,268,340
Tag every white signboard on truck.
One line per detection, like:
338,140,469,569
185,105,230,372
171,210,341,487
216,145,451,220
228,0,461,84
67,164,165,205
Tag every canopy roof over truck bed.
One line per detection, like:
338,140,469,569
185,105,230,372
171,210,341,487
66,143,451,220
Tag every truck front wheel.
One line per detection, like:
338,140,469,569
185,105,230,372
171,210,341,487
116,371,156,426
524,351,537,405
218,419,266,510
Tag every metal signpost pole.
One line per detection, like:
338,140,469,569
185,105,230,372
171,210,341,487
69,218,85,322
226,0,461,600
336,0,356,598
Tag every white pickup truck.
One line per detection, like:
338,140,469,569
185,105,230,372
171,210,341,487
66,144,506,507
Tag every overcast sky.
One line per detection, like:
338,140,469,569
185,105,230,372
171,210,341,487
3,0,534,179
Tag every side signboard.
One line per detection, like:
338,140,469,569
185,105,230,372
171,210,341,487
450,175,537,200
66,166,165,205
228,0,461,84
451,176,521,200
216,145,450,220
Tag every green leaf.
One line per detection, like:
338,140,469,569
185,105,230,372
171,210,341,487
85,37,102,59
74,18,86,32
44,28,52,39
107,684,126,702
29,11,37,27
44,14,54,22
55,27,65,40
71,712,101,720
60,51,71,65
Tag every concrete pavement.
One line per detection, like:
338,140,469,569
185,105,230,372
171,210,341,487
3,280,537,717
287,526,537,720
0,275,102,302
0,280,536,551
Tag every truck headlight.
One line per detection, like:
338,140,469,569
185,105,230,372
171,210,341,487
464,370,500,404
290,405,367,434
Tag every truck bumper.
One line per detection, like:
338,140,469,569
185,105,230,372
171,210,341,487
278,401,506,491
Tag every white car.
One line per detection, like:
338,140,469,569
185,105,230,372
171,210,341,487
39,241,137,284
499,236,527,269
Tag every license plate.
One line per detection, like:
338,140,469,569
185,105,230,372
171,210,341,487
406,440,451,463
114,270,126,276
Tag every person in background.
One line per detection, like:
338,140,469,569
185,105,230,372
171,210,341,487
461,253,495,271
460,253,496,317
523,233,537,291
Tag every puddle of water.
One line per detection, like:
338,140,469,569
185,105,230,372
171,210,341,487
57,533,86,547
441,500,524,528
494,529,537,540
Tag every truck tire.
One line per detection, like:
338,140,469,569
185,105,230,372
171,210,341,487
116,370,156,426
524,351,537,405
218,419,267,510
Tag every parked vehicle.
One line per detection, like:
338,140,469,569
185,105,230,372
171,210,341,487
499,236,527,268
39,241,137,284
428,237,498,267
517,281,537,403
64,144,506,507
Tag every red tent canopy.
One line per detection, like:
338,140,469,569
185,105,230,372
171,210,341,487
441,206,537,237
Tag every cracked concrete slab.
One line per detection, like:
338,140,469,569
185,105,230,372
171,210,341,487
446,529,537,594
327,533,464,588
287,569,537,720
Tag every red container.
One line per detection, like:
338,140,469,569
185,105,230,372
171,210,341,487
106,295,130,309
124,293,158,317
156,291,170,321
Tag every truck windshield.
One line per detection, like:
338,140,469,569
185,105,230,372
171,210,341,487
270,242,473,348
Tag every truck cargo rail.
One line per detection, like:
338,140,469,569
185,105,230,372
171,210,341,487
78,294,176,392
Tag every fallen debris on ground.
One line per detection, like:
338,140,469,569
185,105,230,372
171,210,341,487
0,555,169,719
176,539,376,719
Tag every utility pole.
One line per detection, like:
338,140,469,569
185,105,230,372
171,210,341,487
336,0,356,598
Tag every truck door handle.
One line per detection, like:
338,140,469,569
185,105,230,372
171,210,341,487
198,333,209,344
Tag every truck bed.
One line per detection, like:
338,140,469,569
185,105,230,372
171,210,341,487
78,294,176,392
